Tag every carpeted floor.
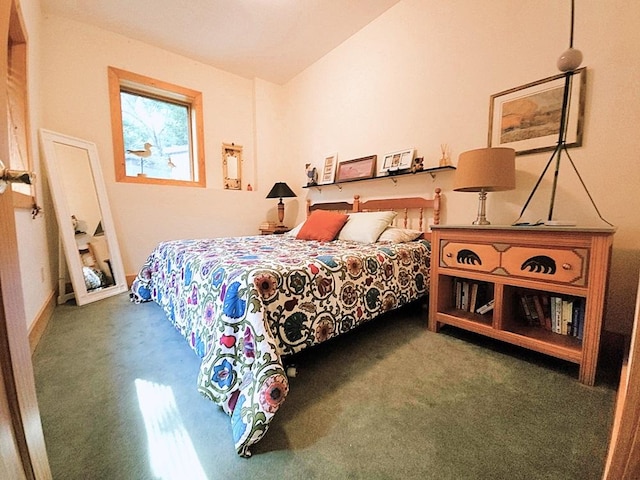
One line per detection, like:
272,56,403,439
32,293,616,479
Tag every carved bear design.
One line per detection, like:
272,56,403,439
521,255,556,275
456,249,482,265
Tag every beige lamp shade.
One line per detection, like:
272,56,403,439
453,147,516,192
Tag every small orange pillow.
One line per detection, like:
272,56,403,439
296,210,349,242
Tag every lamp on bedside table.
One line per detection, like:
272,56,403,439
453,147,515,225
266,182,297,227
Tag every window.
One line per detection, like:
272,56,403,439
108,67,205,187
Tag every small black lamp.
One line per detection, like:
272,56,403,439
266,182,296,226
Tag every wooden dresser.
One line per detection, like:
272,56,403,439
428,225,615,385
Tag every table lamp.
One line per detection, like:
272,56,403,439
266,182,296,226
453,147,516,225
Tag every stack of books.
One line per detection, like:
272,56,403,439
259,221,277,230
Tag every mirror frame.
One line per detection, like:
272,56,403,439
40,129,127,305
222,142,242,190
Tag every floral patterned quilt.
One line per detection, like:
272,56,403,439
130,235,431,456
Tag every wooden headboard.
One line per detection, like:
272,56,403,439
306,188,441,235
306,199,354,215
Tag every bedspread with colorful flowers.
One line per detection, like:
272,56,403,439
130,235,430,456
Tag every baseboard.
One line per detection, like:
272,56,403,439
28,290,56,354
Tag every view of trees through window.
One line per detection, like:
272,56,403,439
121,91,192,181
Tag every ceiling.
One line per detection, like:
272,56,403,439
40,0,401,85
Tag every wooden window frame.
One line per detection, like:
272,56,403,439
108,67,206,187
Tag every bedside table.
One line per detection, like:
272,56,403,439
428,225,615,385
259,225,291,235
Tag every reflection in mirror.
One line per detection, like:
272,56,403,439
56,143,114,289
40,129,127,305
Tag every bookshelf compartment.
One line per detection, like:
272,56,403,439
503,288,587,341
428,225,615,385
437,275,494,327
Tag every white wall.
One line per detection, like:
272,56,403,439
283,0,640,334
38,15,289,277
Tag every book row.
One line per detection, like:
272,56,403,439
453,279,494,315
451,279,586,339
519,293,585,339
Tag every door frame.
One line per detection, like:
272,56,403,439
0,0,51,478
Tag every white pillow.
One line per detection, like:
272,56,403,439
377,227,424,243
284,222,304,237
337,211,397,243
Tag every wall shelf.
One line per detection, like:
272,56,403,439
302,165,455,191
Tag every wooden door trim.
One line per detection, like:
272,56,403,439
0,0,51,477
603,273,640,478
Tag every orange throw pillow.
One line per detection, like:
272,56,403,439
296,210,349,242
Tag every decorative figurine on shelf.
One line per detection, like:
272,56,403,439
439,144,451,167
411,156,424,173
305,163,318,186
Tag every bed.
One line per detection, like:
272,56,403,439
130,191,441,456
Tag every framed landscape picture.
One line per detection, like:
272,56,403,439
488,67,586,155
335,155,377,182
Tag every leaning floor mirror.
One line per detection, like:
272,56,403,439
40,129,127,305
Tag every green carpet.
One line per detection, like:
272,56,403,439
32,293,615,479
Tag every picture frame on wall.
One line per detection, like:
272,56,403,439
381,149,414,173
335,155,377,183
488,67,586,156
222,142,242,190
320,152,338,184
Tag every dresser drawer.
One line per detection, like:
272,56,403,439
440,240,589,286
501,246,588,286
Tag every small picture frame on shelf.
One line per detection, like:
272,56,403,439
320,152,337,184
335,155,377,182
381,148,414,174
